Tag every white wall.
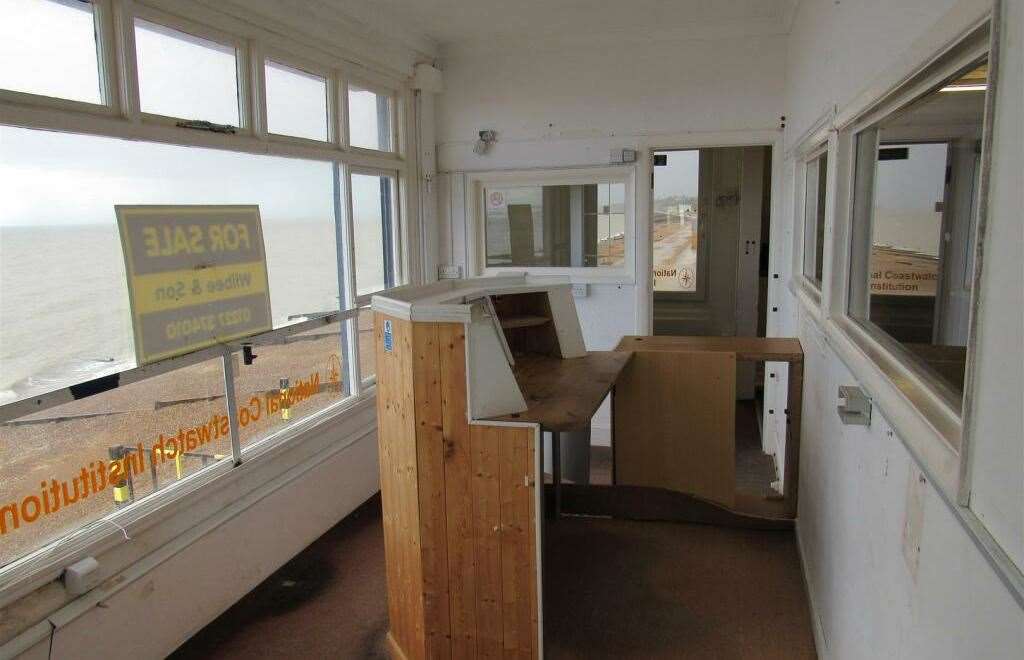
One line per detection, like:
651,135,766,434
782,0,1024,657
434,33,788,442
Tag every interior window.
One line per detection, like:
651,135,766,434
134,18,240,126
265,59,329,141
348,85,393,151
803,150,828,286
483,182,626,268
848,60,988,402
0,0,103,104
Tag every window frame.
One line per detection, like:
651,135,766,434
0,0,417,598
258,47,338,146
827,20,994,498
127,5,252,132
343,78,399,155
467,165,636,283
801,144,829,292
0,0,120,115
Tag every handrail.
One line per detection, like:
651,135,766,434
0,308,360,424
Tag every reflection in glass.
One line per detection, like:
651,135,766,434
358,307,375,381
803,151,828,284
483,182,626,268
849,61,988,400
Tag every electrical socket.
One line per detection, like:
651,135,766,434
437,264,463,280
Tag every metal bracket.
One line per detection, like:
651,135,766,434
837,385,872,426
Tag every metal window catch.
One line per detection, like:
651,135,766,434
837,385,871,426
242,344,258,365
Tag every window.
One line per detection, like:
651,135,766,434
802,149,828,286
653,150,700,292
134,18,240,126
847,59,988,404
348,84,393,151
1,356,232,567
231,321,346,450
350,171,398,296
482,182,626,269
0,125,339,402
265,59,329,141
0,0,103,104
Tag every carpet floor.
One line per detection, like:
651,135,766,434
173,492,815,659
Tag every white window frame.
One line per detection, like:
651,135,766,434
258,48,339,147
343,77,399,156
127,4,253,132
0,0,418,606
467,165,637,284
0,0,121,116
827,19,993,498
801,144,829,291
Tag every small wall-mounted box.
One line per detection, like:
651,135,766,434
610,148,637,164
837,385,871,426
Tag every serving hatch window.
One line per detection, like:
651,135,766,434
483,182,626,269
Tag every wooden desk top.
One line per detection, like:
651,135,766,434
483,351,633,432
615,335,803,363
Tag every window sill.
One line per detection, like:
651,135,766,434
0,388,378,613
480,267,635,286
822,314,962,494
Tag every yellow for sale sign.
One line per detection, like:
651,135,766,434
116,205,272,364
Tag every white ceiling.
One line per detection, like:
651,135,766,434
322,0,798,54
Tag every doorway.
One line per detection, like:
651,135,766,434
650,145,776,495
651,146,772,341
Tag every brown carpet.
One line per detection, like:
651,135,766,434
544,517,815,659
173,490,815,659
170,495,390,660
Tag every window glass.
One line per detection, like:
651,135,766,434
358,307,375,381
803,150,828,285
483,182,626,268
351,172,397,296
0,357,231,568
348,85,392,151
848,61,988,400
0,126,339,406
231,321,346,449
0,0,102,104
653,150,699,291
265,60,328,141
134,18,239,125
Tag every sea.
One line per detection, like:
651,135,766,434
0,221,350,405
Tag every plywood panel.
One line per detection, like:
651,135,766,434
614,350,737,507
375,313,426,657
411,322,452,658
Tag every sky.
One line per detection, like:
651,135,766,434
654,149,699,199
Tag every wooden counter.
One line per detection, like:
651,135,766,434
484,351,633,431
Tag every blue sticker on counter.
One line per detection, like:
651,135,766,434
383,319,393,352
